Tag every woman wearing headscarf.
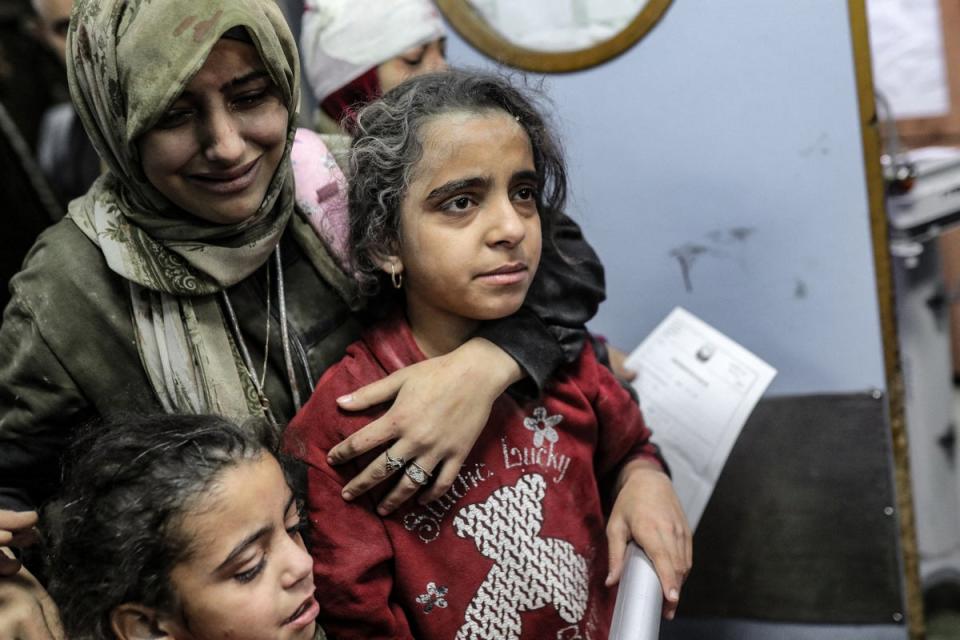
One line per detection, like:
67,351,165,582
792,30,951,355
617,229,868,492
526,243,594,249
0,0,604,636
300,0,448,133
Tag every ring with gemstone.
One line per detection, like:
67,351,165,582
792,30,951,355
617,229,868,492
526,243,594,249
384,449,405,474
405,461,431,486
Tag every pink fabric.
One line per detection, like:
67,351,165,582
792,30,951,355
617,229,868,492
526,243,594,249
291,128,351,269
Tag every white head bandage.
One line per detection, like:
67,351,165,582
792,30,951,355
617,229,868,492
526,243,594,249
301,0,446,104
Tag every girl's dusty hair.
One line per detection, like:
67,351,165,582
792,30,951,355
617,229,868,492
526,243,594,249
43,413,300,640
347,69,568,296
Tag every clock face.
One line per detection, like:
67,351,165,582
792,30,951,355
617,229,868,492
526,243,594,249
436,0,674,73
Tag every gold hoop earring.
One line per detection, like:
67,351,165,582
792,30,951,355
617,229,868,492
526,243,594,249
391,264,403,289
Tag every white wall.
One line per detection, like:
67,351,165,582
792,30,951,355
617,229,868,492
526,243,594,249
444,0,887,396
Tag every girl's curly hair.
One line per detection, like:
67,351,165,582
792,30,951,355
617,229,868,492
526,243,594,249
347,69,568,297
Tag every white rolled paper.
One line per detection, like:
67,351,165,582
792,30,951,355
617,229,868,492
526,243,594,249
609,544,662,640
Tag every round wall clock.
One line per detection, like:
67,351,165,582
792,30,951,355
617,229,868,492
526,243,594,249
435,0,674,73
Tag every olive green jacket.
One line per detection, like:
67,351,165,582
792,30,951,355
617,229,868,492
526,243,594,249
0,219,361,509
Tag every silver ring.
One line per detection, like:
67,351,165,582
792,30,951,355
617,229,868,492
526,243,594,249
384,449,405,474
405,461,431,486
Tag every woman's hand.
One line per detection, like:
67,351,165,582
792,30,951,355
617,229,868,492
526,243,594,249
605,459,692,620
0,511,39,577
329,337,521,515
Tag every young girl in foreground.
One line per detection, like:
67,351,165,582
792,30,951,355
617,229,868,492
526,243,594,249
46,415,320,640
284,70,691,639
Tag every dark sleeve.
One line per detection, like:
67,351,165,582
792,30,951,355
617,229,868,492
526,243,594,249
587,343,669,490
476,211,605,390
0,298,94,512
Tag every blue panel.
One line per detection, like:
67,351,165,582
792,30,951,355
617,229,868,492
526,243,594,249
444,0,886,395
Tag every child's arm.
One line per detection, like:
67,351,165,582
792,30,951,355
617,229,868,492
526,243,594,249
605,458,690,620
285,380,417,639
588,345,692,621
302,462,417,639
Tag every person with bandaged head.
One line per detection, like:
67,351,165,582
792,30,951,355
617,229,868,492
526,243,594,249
300,0,447,133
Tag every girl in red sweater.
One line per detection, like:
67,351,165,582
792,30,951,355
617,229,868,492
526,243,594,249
284,70,691,640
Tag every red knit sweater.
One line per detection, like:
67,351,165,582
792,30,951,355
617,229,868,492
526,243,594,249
284,313,664,640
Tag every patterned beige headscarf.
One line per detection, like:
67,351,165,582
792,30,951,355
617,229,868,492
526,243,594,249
64,0,305,419
67,0,300,294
